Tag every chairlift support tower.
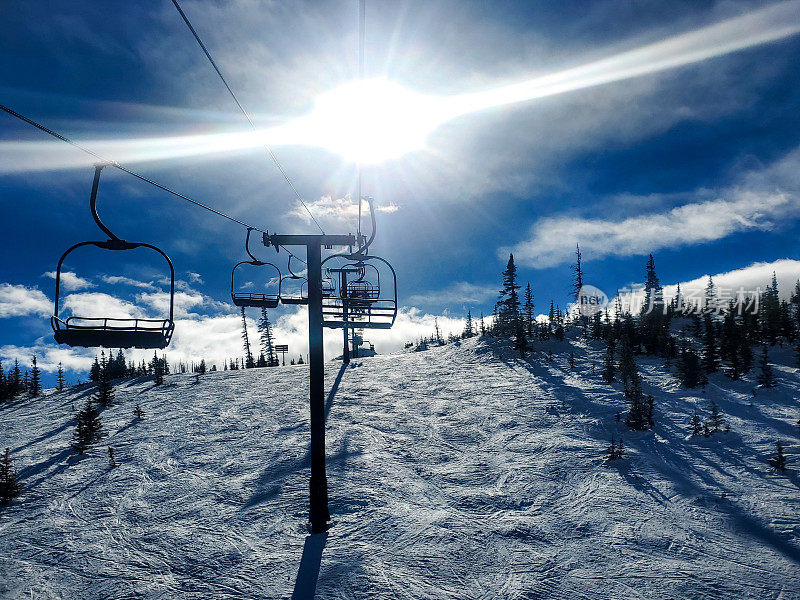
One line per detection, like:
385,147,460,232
264,232,358,533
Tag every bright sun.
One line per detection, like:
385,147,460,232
272,78,449,164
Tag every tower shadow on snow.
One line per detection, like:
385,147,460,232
291,533,328,600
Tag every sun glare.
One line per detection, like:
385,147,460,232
270,78,449,164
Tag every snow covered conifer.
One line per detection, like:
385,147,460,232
690,410,702,436
463,310,475,339
108,447,116,468
769,441,787,472
0,360,7,403
133,404,144,420
0,448,22,506
29,355,42,398
523,284,535,337
152,352,165,385
568,351,576,370
72,400,103,454
496,254,522,337
56,362,65,391
602,340,616,382
709,401,723,433
757,345,776,388
94,371,115,408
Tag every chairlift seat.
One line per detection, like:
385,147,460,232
232,293,280,308
51,317,174,349
281,295,309,305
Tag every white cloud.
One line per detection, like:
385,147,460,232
289,196,399,228
0,343,95,375
42,270,94,291
406,281,497,307
136,291,206,319
186,272,204,284
101,275,158,290
505,190,793,268
61,292,144,320
604,258,800,315
0,283,51,318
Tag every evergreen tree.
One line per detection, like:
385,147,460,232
479,312,486,337
606,437,623,461
757,345,777,388
496,254,522,337
72,400,103,454
572,244,584,302
9,360,21,398
133,404,144,420
602,340,616,383
0,360,7,403
0,448,22,506
241,307,255,368
89,356,101,383
462,310,475,339
94,371,115,408
29,355,42,398
513,320,528,358
640,254,667,354
701,314,719,374
769,441,787,472
198,359,207,374
761,272,781,345
676,338,706,388
258,307,278,366
108,447,116,468
709,401,723,433
690,409,702,436
568,351,575,369
523,283,535,337
151,352,165,385
56,362,65,391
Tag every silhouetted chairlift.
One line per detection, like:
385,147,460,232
231,228,281,308
51,164,175,349
280,254,309,305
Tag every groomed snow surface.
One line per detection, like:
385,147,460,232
1,335,799,599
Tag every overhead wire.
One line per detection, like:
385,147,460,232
0,103,308,265
170,0,325,235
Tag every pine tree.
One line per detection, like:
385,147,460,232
108,447,116,468
241,307,255,368
89,356,101,383
29,355,42,398
572,244,584,302
72,400,103,454
56,362,65,392
479,312,486,337
257,307,278,366
640,254,667,354
701,314,719,374
0,359,7,404
94,370,115,408
676,338,705,388
602,340,616,383
769,441,787,472
198,359,207,374
434,318,442,345
690,409,702,436
152,352,165,385
523,283,535,337
709,401,723,433
761,272,781,345
568,351,576,370
496,254,522,337
0,448,22,506
133,404,144,420
757,345,777,388
462,310,475,339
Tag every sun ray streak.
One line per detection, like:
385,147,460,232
2,1,799,171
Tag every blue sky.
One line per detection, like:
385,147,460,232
2,0,800,383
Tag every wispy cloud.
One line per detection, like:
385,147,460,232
504,190,793,268
101,275,158,291
42,270,94,291
0,283,51,318
406,281,497,307
289,196,399,227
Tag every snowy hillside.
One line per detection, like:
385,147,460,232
1,336,799,599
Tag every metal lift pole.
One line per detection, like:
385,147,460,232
267,233,356,533
341,269,350,365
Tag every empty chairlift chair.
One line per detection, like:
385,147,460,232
230,228,281,308
321,255,397,330
51,164,175,349
280,254,309,305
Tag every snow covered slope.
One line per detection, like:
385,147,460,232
1,336,799,599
